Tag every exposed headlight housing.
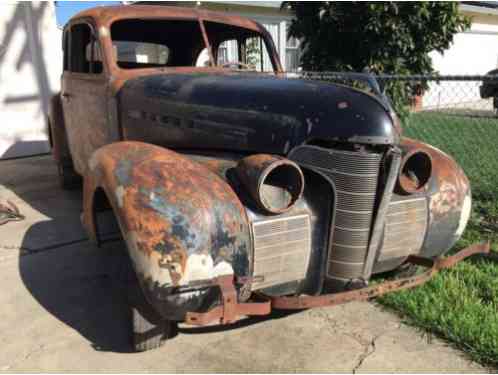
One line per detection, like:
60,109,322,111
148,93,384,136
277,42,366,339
397,148,432,194
236,154,304,214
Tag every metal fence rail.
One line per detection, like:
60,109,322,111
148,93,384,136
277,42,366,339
296,72,498,200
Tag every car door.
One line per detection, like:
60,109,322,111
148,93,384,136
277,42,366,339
61,20,112,175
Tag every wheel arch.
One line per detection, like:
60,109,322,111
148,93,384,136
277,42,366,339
81,141,253,300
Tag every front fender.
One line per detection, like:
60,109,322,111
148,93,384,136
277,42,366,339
401,138,472,257
82,141,251,319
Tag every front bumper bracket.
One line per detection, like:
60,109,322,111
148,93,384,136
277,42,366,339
184,242,490,325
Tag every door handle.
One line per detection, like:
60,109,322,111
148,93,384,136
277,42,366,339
61,92,72,101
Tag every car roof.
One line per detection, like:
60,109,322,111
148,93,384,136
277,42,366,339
70,5,266,33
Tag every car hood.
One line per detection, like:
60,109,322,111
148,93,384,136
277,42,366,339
118,72,400,154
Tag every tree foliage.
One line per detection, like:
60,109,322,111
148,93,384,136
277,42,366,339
283,2,471,116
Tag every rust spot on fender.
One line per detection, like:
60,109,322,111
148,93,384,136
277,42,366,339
83,141,251,291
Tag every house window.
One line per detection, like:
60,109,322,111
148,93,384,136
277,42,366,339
285,24,300,72
217,39,238,66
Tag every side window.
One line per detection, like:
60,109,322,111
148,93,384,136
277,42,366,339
69,23,102,74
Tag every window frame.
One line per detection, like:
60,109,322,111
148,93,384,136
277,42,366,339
62,27,70,71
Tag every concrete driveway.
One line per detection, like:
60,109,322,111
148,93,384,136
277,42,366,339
0,155,487,372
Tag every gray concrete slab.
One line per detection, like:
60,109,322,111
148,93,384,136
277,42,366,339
0,155,488,372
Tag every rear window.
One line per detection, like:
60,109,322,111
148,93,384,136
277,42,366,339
86,41,170,67
110,19,204,69
112,41,170,65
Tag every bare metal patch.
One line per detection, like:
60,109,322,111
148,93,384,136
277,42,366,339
456,194,472,237
126,231,174,287
88,153,99,171
180,254,234,285
99,26,109,37
115,186,125,208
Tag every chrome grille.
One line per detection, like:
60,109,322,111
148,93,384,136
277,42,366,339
289,145,383,281
251,214,311,290
379,196,428,260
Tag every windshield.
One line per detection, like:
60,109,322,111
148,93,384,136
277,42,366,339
202,21,276,73
109,18,277,72
110,19,204,69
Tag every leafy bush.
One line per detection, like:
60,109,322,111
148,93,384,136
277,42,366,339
283,2,471,117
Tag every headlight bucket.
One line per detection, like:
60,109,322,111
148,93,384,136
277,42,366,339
236,154,304,214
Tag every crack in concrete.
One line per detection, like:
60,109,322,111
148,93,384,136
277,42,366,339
351,333,381,374
314,308,345,335
315,307,398,374
0,238,88,257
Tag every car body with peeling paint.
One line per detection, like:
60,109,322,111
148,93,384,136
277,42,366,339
48,5,475,351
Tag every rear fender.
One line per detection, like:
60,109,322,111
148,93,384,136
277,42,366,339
82,141,252,309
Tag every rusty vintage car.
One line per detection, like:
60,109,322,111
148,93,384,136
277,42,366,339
48,5,486,351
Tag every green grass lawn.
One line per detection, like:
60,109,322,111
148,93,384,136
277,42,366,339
404,112,498,199
377,112,498,366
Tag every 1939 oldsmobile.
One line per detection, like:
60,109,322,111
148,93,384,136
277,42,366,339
48,5,488,351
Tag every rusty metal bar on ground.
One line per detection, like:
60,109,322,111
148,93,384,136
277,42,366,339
270,242,490,309
184,243,490,325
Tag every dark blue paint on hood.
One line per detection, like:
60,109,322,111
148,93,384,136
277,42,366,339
119,72,399,154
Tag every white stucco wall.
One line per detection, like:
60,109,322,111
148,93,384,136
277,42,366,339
430,13,498,75
0,1,62,159
422,9,498,110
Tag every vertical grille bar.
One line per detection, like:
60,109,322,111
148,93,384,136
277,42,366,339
289,145,383,283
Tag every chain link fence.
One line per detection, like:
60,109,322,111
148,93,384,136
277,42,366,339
295,72,498,200
381,75,498,201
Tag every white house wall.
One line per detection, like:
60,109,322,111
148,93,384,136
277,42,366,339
423,12,498,110
0,1,61,159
